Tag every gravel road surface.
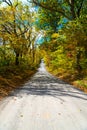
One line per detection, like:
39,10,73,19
0,62,87,130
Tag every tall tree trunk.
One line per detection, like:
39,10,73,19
70,0,76,19
32,48,35,63
15,52,19,65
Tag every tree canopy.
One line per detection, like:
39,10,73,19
0,0,87,93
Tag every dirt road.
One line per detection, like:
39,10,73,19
0,62,87,130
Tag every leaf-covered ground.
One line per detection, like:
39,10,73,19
0,66,36,100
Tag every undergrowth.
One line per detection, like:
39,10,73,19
0,65,38,100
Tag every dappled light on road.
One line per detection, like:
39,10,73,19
10,62,87,101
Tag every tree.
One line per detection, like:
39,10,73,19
0,1,36,65
62,16,87,74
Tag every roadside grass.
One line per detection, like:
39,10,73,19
73,78,87,93
0,65,37,100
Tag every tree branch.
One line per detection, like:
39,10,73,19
3,0,12,6
28,0,71,19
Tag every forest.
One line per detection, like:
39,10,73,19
0,0,87,98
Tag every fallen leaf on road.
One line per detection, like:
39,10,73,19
58,113,61,115
20,115,23,117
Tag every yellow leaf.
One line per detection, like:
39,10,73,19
51,33,60,38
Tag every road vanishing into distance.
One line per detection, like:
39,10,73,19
0,61,87,130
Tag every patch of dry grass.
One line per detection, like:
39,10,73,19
60,74,87,93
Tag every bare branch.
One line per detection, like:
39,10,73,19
3,0,12,6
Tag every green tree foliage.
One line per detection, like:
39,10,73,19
36,8,60,33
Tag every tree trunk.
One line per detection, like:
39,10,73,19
15,52,19,65
70,0,76,19
76,49,82,75
32,49,35,63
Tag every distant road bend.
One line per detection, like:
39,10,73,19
0,61,87,130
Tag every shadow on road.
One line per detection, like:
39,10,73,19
9,71,87,101
8,61,87,101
